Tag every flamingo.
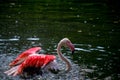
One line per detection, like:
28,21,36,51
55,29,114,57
4,38,75,76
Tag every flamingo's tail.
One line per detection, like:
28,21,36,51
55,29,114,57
4,65,19,76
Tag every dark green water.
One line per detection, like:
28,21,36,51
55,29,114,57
0,1,120,80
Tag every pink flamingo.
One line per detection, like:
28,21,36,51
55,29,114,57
4,38,75,76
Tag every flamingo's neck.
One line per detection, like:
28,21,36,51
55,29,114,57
57,42,71,72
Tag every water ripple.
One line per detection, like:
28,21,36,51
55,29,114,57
0,38,19,41
75,44,106,53
0,37,40,42
75,48,91,52
26,38,40,41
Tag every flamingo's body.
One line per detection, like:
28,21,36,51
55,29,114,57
4,38,75,76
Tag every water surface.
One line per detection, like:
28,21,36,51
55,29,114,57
0,1,120,80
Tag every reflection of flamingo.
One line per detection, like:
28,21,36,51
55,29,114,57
4,38,75,76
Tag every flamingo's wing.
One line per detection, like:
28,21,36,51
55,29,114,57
5,54,56,76
9,47,41,67
44,60,60,74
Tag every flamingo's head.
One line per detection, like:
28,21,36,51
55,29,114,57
60,38,75,54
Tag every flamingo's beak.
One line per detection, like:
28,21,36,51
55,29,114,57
66,41,75,54
72,50,75,55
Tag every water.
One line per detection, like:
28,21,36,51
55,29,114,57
0,1,120,80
